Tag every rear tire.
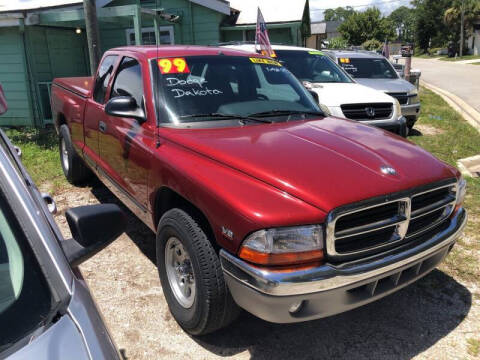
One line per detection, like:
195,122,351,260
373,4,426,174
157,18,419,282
156,208,240,335
59,124,91,185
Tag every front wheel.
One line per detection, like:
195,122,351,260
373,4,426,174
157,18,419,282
156,209,240,335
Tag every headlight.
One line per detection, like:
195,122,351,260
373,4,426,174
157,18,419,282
238,225,324,266
408,89,420,104
454,177,467,213
394,99,402,115
319,103,331,116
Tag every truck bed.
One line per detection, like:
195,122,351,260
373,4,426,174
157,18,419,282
53,77,94,98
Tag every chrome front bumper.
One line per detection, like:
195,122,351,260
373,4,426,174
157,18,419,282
401,102,421,121
220,209,466,323
362,116,408,137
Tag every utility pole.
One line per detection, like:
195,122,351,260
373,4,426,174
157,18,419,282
83,0,101,74
460,0,465,57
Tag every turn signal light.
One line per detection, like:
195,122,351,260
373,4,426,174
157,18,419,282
238,246,324,266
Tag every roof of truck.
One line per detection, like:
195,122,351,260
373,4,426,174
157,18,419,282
108,45,260,59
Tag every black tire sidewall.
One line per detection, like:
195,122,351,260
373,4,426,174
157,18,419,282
59,125,74,181
156,212,208,331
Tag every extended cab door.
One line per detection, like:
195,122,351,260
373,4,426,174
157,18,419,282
83,55,118,167
98,56,153,219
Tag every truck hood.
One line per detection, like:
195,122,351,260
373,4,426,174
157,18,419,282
164,118,457,212
355,78,416,93
309,83,394,107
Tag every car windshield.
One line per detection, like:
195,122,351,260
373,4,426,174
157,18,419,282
0,191,52,354
338,57,398,79
152,55,322,125
275,50,352,84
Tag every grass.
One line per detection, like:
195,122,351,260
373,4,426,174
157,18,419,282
414,54,441,59
410,87,480,282
439,54,480,62
2,128,68,194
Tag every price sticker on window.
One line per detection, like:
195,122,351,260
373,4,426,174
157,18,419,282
249,57,282,66
157,58,190,74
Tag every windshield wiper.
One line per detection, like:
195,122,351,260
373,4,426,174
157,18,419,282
248,110,325,118
180,113,272,124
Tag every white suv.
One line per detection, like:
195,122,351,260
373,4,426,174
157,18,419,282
223,44,407,136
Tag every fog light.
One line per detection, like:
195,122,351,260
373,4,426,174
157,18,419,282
289,300,304,314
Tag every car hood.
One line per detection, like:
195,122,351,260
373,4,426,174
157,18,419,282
164,118,457,212
309,83,394,107
355,78,416,93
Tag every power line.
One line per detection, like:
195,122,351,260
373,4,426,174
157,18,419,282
310,0,409,12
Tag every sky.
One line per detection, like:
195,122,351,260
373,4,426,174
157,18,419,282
310,0,412,21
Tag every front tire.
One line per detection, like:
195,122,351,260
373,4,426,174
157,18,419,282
59,124,91,185
156,209,240,335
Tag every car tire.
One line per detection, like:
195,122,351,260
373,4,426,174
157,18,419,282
59,124,91,185
156,208,240,335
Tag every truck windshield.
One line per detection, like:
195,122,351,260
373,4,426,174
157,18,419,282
275,50,352,84
152,55,322,125
338,57,398,79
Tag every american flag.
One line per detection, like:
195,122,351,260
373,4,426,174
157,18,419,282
255,7,276,58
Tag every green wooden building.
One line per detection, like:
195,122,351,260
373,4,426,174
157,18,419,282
0,0,310,127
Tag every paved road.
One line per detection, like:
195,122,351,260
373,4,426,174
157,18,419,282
412,58,480,113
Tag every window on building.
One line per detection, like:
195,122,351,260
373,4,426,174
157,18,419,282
126,26,174,45
93,55,118,104
245,30,255,42
111,57,144,107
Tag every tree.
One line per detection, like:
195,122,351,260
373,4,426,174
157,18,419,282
412,0,451,52
338,7,396,46
388,6,415,42
444,0,480,53
324,6,355,22
362,39,383,51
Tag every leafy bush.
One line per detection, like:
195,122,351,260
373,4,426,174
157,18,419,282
327,37,349,49
362,39,383,51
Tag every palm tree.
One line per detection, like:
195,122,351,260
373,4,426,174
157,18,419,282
444,0,480,54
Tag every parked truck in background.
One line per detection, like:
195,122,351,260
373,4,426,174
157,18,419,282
51,45,467,336
325,50,421,130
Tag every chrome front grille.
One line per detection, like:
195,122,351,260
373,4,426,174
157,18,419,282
386,92,409,105
326,181,458,260
340,103,393,121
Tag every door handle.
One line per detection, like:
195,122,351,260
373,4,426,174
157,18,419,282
99,121,107,133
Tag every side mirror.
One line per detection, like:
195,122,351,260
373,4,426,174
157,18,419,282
0,84,8,115
105,96,146,123
308,89,319,103
61,204,126,267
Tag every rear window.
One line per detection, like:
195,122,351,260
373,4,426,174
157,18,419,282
338,57,398,79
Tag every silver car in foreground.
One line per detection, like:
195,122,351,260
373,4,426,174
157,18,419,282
325,50,421,130
0,88,125,359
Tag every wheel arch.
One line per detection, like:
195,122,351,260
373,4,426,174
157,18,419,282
55,112,67,134
153,187,218,250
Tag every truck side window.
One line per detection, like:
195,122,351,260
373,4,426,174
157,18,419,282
93,55,117,104
111,57,144,107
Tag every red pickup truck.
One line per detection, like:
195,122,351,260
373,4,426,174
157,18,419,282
51,46,467,335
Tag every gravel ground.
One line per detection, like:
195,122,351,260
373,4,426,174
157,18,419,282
51,182,480,360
